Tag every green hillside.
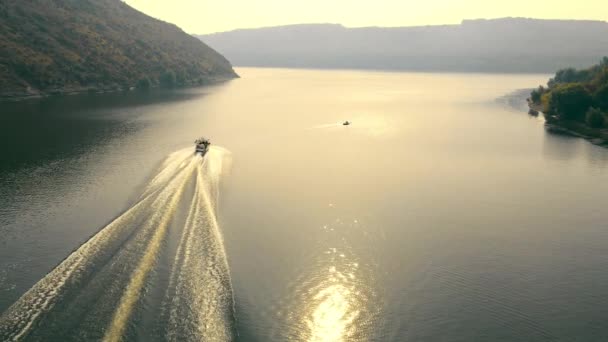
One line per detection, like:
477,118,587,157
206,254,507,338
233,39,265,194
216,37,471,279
0,0,237,99
530,57,608,143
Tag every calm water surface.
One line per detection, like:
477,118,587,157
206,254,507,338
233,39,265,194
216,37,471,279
1,68,608,341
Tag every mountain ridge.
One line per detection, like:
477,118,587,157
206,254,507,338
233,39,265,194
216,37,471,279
198,18,608,73
204,18,608,34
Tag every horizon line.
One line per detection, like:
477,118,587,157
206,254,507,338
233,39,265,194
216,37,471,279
196,16,608,35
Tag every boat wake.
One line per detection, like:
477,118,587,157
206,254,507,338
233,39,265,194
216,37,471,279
0,147,235,342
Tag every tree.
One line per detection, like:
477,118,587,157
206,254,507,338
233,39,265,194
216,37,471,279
546,83,593,121
530,85,545,103
548,68,591,87
541,93,552,113
585,107,606,128
175,69,187,86
593,83,608,111
136,76,151,89
159,70,176,88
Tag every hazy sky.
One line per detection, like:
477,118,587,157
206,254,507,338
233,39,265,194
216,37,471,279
125,0,607,34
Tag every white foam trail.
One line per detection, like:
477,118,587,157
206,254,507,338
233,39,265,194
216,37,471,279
0,192,158,341
162,147,236,341
103,158,197,342
0,146,235,342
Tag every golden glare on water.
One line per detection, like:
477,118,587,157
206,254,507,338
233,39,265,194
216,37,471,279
308,283,358,342
304,258,362,341
280,217,379,342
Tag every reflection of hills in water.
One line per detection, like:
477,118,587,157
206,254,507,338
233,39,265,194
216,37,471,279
0,90,205,173
0,147,235,342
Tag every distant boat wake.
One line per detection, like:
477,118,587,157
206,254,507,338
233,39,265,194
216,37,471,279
0,147,235,342
311,123,344,130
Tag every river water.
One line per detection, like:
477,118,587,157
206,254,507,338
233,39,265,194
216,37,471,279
1,68,608,341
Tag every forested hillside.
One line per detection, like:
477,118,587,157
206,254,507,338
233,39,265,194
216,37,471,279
0,0,237,99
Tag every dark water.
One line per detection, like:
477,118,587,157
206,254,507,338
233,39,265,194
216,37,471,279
1,69,608,341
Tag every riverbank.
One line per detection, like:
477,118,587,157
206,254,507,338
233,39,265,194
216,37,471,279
527,100,608,146
0,75,238,103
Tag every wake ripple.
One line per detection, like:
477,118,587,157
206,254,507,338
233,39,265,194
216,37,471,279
0,147,235,342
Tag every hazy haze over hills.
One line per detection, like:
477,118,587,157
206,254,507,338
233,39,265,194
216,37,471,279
0,0,237,99
198,18,608,73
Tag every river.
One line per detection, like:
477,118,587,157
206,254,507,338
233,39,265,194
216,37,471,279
1,68,608,341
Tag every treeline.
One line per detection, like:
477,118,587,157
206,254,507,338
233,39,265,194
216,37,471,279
530,57,608,128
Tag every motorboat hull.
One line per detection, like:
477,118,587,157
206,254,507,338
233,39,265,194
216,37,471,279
194,137,211,156
195,146,208,156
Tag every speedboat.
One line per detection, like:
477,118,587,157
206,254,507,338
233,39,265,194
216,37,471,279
195,137,210,156
343,121,351,126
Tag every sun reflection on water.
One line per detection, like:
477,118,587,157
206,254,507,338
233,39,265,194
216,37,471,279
307,280,359,341
303,252,363,342
282,216,379,342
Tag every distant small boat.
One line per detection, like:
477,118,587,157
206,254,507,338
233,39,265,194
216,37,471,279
343,121,351,126
194,137,210,156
